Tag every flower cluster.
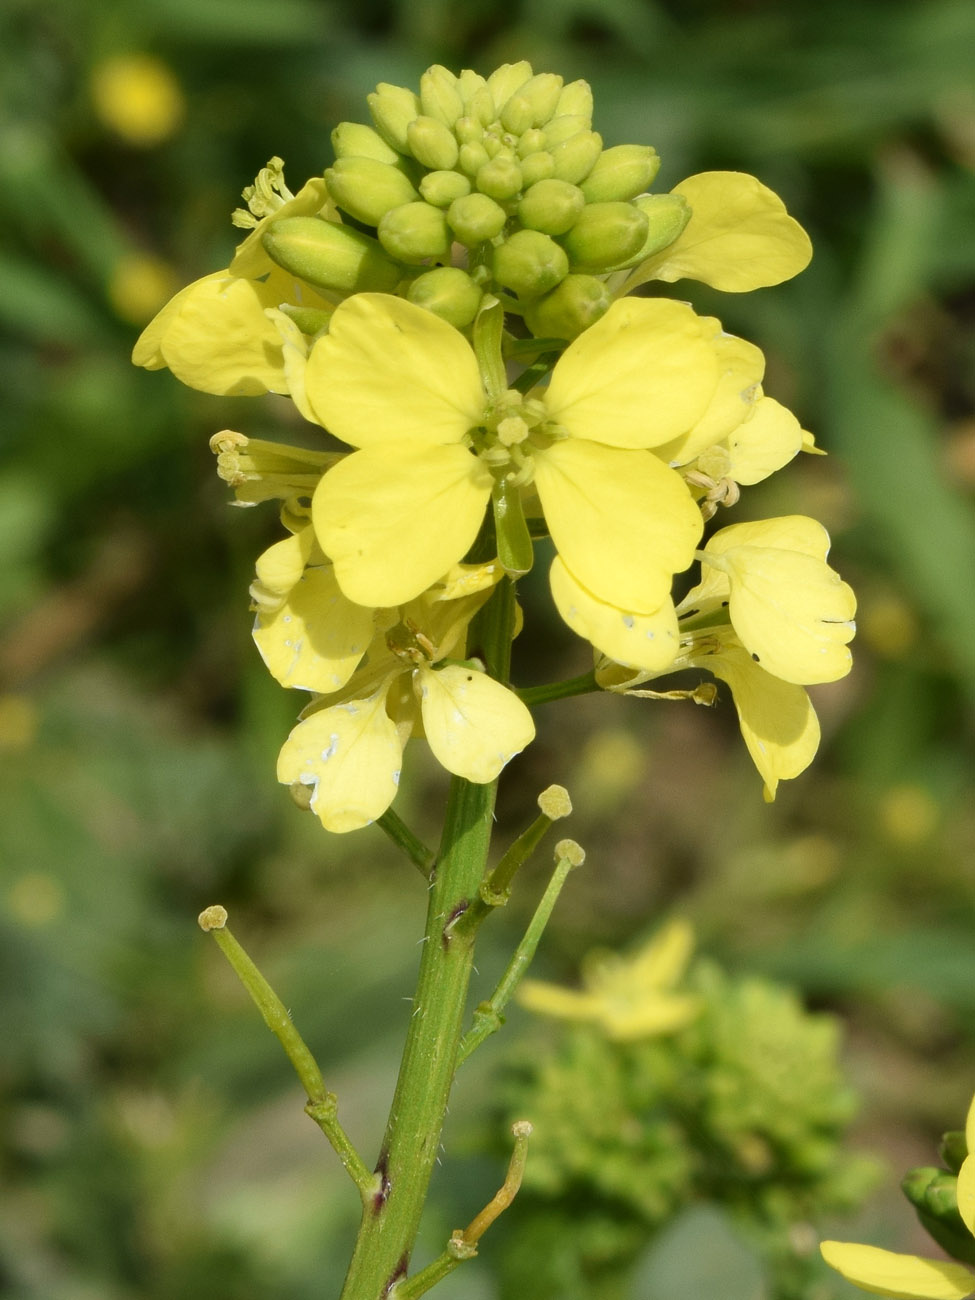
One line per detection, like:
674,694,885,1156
134,61,854,828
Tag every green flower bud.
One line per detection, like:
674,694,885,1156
543,114,589,148
517,128,547,158
554,79,594,123
447,192,508,244
459,141,490,176
580,144,661,203
325,157,418,226
476,156,523,201
492,229,569,297
500,73,563,134
550,130,603,184
419,169,471,208
606,192,691,268
262,216,401,294
278,303,333,335
377,201,451,263
406,115,459,170
482,134,505,159
419,65,464,127
331,121,401,165
940,1131,968,1175
903,1167,975,1267
518,179,585,236
407,266,482,328
457,68,488,106
523,273,611,340
486,61,534,112
367,82,422,153
468,85,496,127
455,116,483,145
520,151,555,186
560,200,649,270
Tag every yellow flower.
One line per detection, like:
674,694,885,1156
302,293,718,610
274,578,534,832
821,1095,975,1300
518,918,702,1040
90,54,185,148
612,170,812,297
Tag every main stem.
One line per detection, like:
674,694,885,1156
339,580,516,1300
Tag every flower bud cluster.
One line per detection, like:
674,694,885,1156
262,62,687,339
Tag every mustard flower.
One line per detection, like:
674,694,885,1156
298,292,737,612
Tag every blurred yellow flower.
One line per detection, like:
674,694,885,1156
108,252,178,325
90,54,185,148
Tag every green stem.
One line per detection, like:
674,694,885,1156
377,808,436,878
197,906,374,1200
339,580,516,1299
518,669,600,707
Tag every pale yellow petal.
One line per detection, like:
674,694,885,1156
543,298,719,449
230,175,333,278
312,442,492,607
602,995,703,1041
712,543,856,685
534,439,702,612
415,663,535,782
305,293,484,448
517,981,605,1023
264,307,319,425
726,394,803,484
957,1155,975,1239
656,329,766,465
704,515,833,562
276,684,403,833
132,270,228,370
693,641,821,799
820,1241,975,1300
549,556,680,671
966,1095,975,1163
253,565,374,693
620,171,813,294
253,528,315,602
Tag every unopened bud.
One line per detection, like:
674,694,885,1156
580,144,661,203
367,82,422,153
325,157,418,226
377,201,450,263
940,1131,968,1174
407,266,482,328
520,151,555,186
447,192,508,244
523,273,611,340
486,61,534,110
454,115,483,145
518,178,585,236
537,784,572,819
560,200,649,270
459,141,491,176
609,192,691,268
543,114,590,148
550,130,603,184
407,115,460,170
331,121,401,165
476,156,523,201
262,216,402,294
420,169,471,208
500,73,563,133
517,128,547,157
278,303,333,335
419,64,464,127
492,228,569,297
554,79,593,123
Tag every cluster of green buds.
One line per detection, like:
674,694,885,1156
261,61,690,340
902,1132,975,1266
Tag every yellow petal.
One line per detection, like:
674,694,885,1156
703,522,856,684
253,528,315,603
705,515,834,561
549,556,680,671
620,171,813,293
693,640,821,799
312,442,492,606
966,1095,975,1164
264,307,319,425
305,293,484,448
957,1155,975,1239
132,270,226,370
655,329,766,465
534,439,702,612
230,175,332,279
415,663,535,782
253,565,374,693
726,394,803,484
517,981,605,1023
544,298,719,449
820,1241,975,1300
276,684,403,833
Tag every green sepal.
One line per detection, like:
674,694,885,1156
492,477,534,578
278,303,333,335
941,1131,968,1174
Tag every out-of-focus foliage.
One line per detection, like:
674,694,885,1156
1,0,974,1297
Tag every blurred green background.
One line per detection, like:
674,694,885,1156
2,0,974,1296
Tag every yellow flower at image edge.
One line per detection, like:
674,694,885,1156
822,1095,975,1300
304,293,712,614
